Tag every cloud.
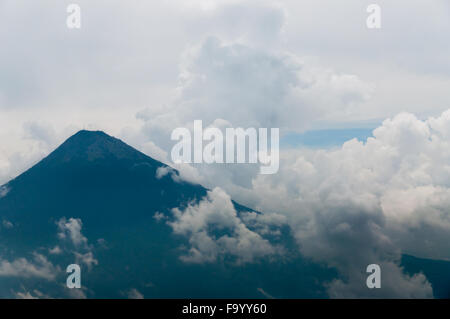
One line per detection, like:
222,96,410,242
292,199,433,298
138,36,373,148
141,141,168,163
0,186,9,198
257,287,274,299
74,252,98,270
240,211,287,236
23,121,58,148
153,212,167,222
0,0,449,299
0,253,59,280
2,219,13,229
327,262,432,298
233,110,450,297
134,35,373,193
48,246,62,255
14,289,51,299
169,187,281,264
126,288,144,299
0,0,449,186
57,217,98,269
1,0,449,187
0,121,71,185
15,291,38,299
135,51,450,294
57,218,88,247
66,288,87,299
156,166,182,183
155,109,450,297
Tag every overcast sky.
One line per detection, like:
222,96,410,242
1,1,449,132
1,1,449,159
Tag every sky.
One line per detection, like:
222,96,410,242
1,0,450,182
1,0,450,298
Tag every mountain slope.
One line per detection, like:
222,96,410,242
0,131,206,252
0,130,333,298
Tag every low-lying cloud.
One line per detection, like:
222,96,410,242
0,253,59,280
168,187,283,264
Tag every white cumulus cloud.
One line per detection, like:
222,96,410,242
169,187,282,264
0,253,59,280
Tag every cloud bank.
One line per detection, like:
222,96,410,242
169,187,283,264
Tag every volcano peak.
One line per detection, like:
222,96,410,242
44,129,150,164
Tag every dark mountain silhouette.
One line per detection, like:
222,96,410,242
0,131,208,258
0,130,448,298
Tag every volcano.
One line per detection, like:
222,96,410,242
0,130,335,298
